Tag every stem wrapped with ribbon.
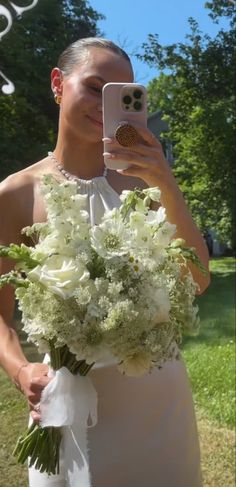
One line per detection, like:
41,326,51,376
40,368,97,486
14,363,97,485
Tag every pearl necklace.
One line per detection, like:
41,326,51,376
48,151,107,182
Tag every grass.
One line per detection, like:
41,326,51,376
196,409,235,487
183,342,235,427
182,257,236,486
182,257,235,428
0,257,235,486
0,372,28,486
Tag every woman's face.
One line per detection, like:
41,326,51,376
55,47,134,143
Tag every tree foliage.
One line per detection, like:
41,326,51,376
0,0,103,180
205,0,235,22
139,2,236,249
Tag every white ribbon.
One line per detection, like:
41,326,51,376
40,367,97,486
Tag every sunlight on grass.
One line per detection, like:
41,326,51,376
182,257,235,428
183,342,235,427
197,409,235,487
209,257,235,273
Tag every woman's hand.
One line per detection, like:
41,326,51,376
18,362,51,422
103,121,176,191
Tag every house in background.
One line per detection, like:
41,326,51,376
147,110,174,166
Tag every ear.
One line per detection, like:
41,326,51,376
51,67,63,95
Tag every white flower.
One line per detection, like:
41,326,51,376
28,255,90,299
129,211,146,228
143,187,161,205
119,189,132,202
153,221,176,248
91,217,129,258
146,206,166,226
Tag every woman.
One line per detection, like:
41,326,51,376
0,38,210,487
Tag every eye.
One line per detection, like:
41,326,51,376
90,85,102,94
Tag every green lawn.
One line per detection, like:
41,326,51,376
182,257,235,428
0,257,235,486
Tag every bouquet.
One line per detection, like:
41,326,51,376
0,175,204,480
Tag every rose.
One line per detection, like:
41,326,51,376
28,255,90,298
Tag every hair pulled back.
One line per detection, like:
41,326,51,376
57,37,132,75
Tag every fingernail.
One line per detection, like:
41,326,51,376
102,137,112,142
103,152,116,158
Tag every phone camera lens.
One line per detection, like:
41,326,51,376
133,101,142,111
133,90,142,99
123,95,132,104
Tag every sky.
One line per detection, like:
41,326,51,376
89,0,231,85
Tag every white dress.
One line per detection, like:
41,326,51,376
28,175,202,487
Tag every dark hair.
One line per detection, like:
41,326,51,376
57,37,132,75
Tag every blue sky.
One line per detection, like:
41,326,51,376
89,0,230,85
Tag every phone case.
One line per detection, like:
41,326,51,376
102,82,147,170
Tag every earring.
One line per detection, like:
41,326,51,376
54,93,62,105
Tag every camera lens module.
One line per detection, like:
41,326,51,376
133,90,142,99
123,95,132,105
133,101,142,111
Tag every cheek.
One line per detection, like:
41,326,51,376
63,88,94,117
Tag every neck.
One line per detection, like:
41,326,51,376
53,130,105,180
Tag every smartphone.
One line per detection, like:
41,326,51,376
102,82,147,170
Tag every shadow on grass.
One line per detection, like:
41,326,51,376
183,267,235,347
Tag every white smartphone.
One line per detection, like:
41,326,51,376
102,82,147,170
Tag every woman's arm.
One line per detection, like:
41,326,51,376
0,177,50,422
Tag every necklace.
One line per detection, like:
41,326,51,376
48,151,107,182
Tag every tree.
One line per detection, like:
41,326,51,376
139,3,236,250
0,0,104,180
205,0,235,21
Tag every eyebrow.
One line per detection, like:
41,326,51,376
86,75,106,84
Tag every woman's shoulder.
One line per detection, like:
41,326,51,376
0,158,52,234
0,157,51,196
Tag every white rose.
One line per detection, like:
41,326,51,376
28,255,90,299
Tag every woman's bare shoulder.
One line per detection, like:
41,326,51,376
0,158,52,239
0,157,52,195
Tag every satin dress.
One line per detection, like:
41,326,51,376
28,175,202,487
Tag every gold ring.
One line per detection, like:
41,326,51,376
115,123,139,147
